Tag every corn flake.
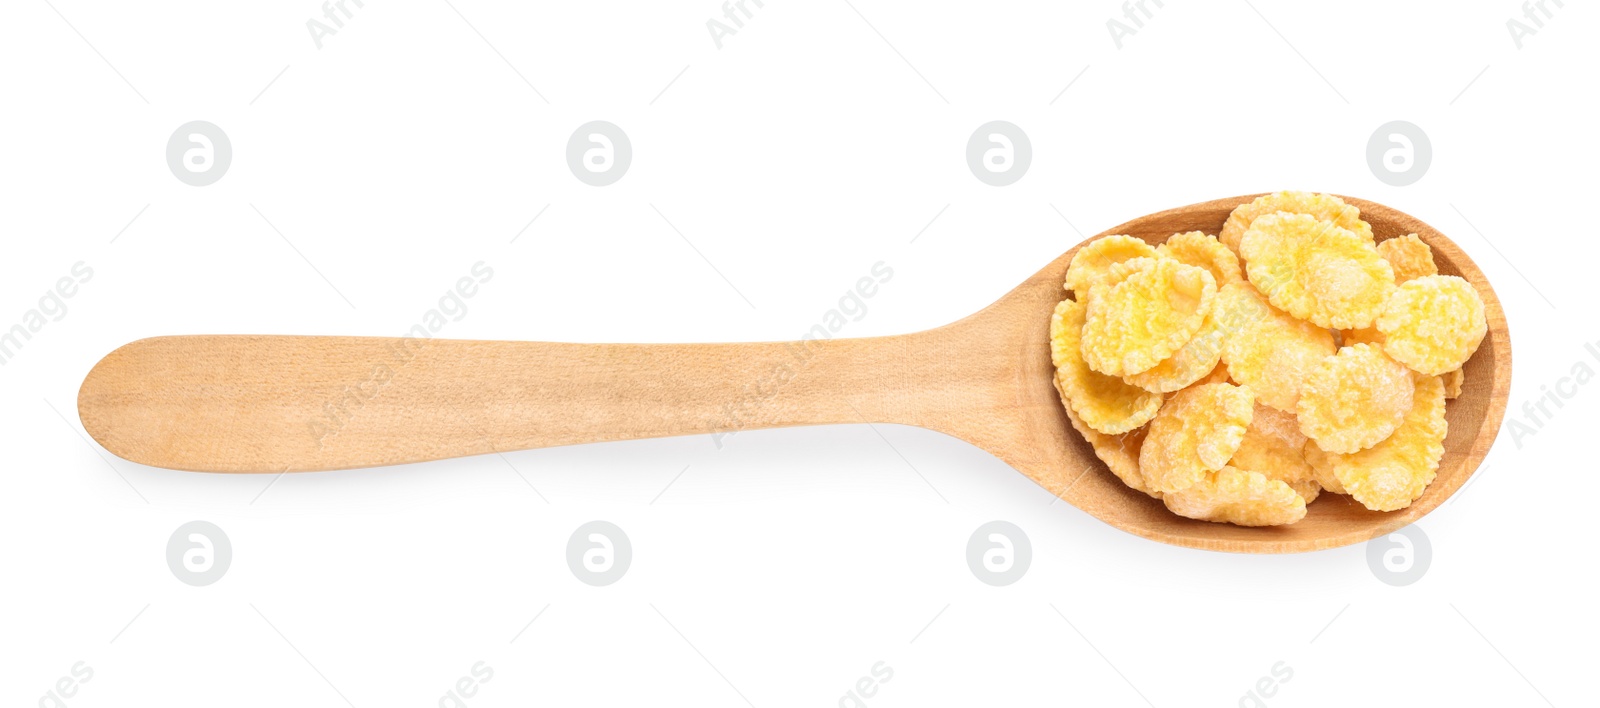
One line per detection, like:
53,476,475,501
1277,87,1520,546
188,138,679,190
1051,299,1163,434
1240,212,1396,329
1219,191,1374,254
1196,361,1232,386
1297,343,1415,454
1376,233,1438,284
1443,368,1464,399
1124,311,1225,393
1341,327,1384,348
1081,258,1216,377
1138,383,1254,494
1229,403,1317,490
1157,231,1243,288
1302,442,1347,495
1058,392,1158,498
1376,275,1488,376
1163,466,1307,526
1316,375,1448,512
1288,480,1322,504
1214,282,1336,412
1063,234,1159,299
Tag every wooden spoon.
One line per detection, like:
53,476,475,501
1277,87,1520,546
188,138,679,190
78,195,1510,552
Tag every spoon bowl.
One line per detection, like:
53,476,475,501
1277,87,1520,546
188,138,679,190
78,194,1510,552
981,195,1509,552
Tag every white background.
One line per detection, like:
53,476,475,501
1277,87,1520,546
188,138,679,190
2,1,1594,706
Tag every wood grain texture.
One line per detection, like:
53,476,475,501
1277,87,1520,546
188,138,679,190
78,194,1510,553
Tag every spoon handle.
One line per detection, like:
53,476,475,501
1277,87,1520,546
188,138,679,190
78,333,982,472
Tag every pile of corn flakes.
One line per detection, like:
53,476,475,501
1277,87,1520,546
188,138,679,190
1050,192,1486,526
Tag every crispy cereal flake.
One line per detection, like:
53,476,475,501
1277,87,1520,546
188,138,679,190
1051,299,1163,434
1138,383,1254,494
1059,393,1158,498
1240,212,1396,329
1081,258,1216,377
1196,361,1232,386
1157,231,1243,288
1229,403,1317,491
1341,327,1384,348
1124,312,1225,393
1376,233,1437,284
1214,282,1336,412
1320,375,1447,511
1443,368,1464,399
1163,466,1307,526
1063,234,1159,299
1219,191,1374,254
1297,343,1415,454
1376,275,1488,376
1288,480,1322,504
1302,442,1347,495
